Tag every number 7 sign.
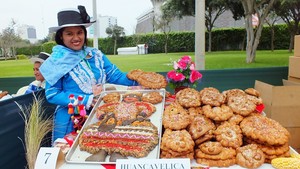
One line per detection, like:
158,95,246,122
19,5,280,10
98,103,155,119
35,147,64,169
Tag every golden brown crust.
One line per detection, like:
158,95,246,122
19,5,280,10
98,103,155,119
196,158,236,167
137,72,167,89
160,150,194,159
175,88,201,108
194,131,214,146
199,87,226,106
227,95,256,116
240,115,290,146
245,88,260,97
0,91,8,99
244,137,290,156
162,102,191,130
141,91,163,104
236,144,265,169
227,114,244,125
214,122,243,149
102,92,121,103
126,69,144,80
187,107,203,117
199,141,223,155
202,104,234,121
160,129,194,153
195,146,236,160
122,91,142,103
187,114,215,140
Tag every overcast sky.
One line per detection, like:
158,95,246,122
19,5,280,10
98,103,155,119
0,0,153,39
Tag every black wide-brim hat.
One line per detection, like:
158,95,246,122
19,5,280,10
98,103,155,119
49,5,96,33
30,52,50,63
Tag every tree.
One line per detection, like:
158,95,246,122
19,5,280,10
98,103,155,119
205,0,227,52
156,1,177,54
265,10,281,51
227,0,276,63
274,0,300,53
0,19,22,59
105,25,125,55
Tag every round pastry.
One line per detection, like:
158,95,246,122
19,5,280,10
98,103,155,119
245,88,260,97
214,121,243,149
141,91,163,104
240,115,290,146
227,95,256,116
122,91,143,103
126,69,144,80
187,114,215,140
244,137,290,156
136,72,167,89
102,92,121,103
199,141,223,155
162,102,191,130
236,144,265,169
202,104,234,121
160,129,194,153
199,87,226,106
195,146,236,160
175,88,201,108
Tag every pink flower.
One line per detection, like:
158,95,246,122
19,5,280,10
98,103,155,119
167,70,185,82
189,70,202,83
173,61,178,69
177,59,188,70
189,62,195,70
181,55,191,63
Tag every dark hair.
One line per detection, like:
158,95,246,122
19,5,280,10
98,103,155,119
54,26,88,49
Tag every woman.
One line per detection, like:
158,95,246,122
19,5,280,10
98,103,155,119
15,52,50,96
40,6,138,143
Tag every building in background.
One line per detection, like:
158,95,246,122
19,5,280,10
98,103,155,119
17,25,38,43
89,15,117,38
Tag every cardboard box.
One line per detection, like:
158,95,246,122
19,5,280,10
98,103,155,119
283,79,300,86
254,80,300,128
295,35,300,57
288,76,300,83
289,56,300,78
287,127,300,149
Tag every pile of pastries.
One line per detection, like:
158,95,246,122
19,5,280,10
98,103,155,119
161,87,291,168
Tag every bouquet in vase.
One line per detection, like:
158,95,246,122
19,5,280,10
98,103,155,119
166,55,203,90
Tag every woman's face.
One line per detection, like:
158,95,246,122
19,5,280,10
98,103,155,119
62,26,85,51
33,62,44,82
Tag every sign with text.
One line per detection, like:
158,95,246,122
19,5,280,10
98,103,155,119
34,147,64,169
116,158,190,169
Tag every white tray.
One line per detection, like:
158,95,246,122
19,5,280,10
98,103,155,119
65,88,166,164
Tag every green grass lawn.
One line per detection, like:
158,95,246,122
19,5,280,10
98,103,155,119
0,50,290,78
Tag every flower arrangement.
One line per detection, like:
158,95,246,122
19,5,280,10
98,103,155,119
166,55,203,89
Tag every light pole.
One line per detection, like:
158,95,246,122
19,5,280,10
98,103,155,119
92,0,99,49
195,0,205,70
